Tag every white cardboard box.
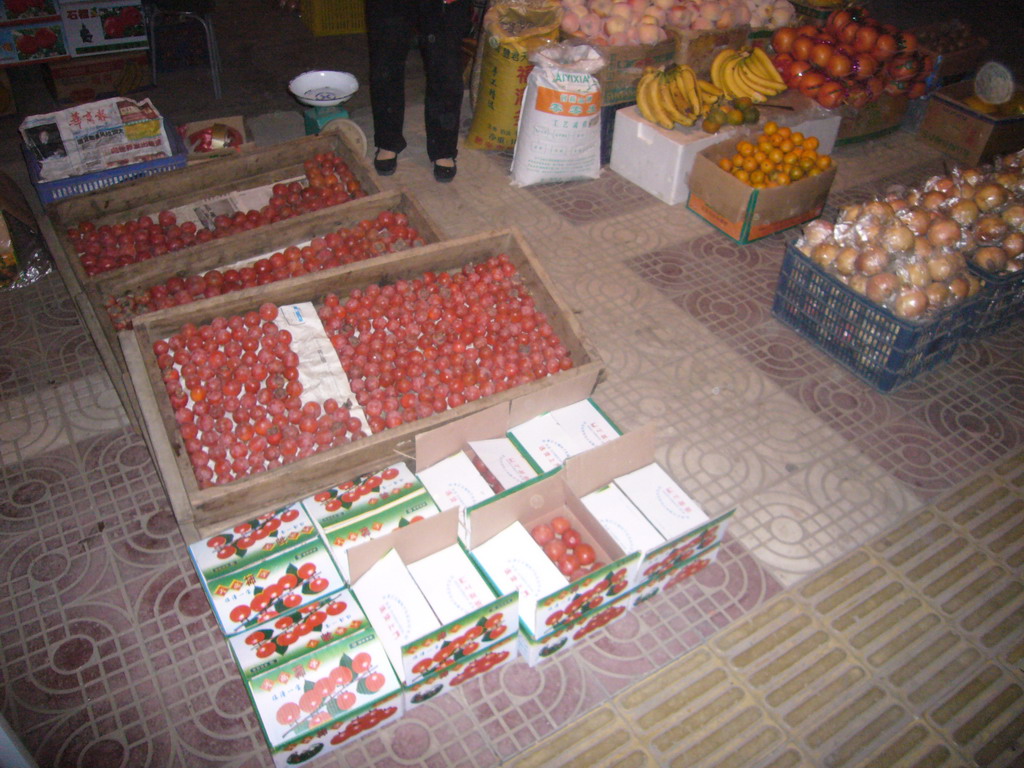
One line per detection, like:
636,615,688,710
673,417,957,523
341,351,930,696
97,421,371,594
614,462,709,539
580,483,665,554
407,542,495,625
507,412,592,473
610,96,842,206
416,451,497,518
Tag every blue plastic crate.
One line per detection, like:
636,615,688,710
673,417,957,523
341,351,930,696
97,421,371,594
772,241,976,393
966,262,1024,339
24,119,187,206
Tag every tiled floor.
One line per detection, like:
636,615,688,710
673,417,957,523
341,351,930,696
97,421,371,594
1,2,1022,766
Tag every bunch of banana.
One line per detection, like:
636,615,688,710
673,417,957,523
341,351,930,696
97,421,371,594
635,65,723,130
711,47,786,104
115,59,146,95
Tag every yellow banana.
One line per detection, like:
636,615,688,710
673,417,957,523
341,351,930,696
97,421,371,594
666,68,697,121
723,54,766,102
697,79,723,99
636,72,673,130
657,73,690,126
710,48,736,92
749,46,786,88
678,65,702,116
737,57,784,96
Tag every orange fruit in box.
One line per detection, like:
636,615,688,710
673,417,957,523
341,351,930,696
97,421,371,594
722,127,833,188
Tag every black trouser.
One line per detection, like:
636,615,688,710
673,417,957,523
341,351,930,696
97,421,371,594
365,0,471,162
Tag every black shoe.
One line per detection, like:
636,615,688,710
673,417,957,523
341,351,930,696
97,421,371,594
374,149,397,176
433,160,456,183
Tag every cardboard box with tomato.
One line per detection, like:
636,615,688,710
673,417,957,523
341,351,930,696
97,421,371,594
240,624,404,767
348,508,519,687
517,585,636,666
567,425,734,589
60,0,146,56
178,116,253,163
0,19,65,63
686,139,836,243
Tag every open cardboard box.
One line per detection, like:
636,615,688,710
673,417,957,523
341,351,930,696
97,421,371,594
178,116,253,163
564,425,735,588
466,471,641,639
347,507,518,687
687,140,837,243
917,80,1024,166
415,371,613,542
403,634,518,709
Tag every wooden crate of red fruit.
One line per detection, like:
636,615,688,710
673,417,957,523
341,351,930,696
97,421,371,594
120,228,602,544
83,188,439,428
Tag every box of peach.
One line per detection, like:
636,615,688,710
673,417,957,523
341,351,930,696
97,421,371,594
188,503,318,583
195,537,346,636
564,425,734,589
348,509,518,689
242,624,403,767
467,470,640,639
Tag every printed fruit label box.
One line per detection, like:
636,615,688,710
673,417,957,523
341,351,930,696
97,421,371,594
198,539,346,636
534,561,634,635
631,542,723,606
302,462,425,532
1,0,58,23
60,0,147,57
404,635,517,709
0,20,65,63
229,589,368,679
188,504,318,583
518,585,635,666
401,594,517,684
241,627,402,765
636,508,734,586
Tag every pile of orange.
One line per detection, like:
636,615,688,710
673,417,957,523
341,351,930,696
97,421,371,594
716,122,833,189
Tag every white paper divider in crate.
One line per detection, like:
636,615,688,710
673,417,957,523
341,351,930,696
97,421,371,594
416,451,497,521
467,437,538,492
548,398,621,448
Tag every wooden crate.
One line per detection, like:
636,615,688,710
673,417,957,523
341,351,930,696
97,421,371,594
75,189,439,427
43,132,378,296
120,228,603,544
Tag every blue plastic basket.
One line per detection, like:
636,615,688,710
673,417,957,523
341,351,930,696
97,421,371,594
772,241,976,393
965,263,1024,340
24,119,187,206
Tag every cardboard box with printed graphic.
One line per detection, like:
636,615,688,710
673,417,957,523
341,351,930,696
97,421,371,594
403,634,517,708
917,80,1024,166
241,625,403,767
348,508,518,687
566,425,734,588
188,503,319,584
60,0,146,57
178,116,253,163
194,537,347,636
414,371,615,543
516,585,635,667
0,19,66,64
45,50,150,104
467,471,640,639
629,542,723,605
687,139,836,243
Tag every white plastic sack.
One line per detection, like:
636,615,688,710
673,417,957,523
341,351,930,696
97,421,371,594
510,43,605,187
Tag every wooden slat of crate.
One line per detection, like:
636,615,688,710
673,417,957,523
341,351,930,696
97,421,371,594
68,189,440,431
122,228,603,542
44,133,378,295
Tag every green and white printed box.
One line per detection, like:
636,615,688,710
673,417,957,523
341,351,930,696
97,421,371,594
631,543,724,605
228,589,368,679
188,504,318,583
517,585,635,667
468,471,639,638
349,508,517,685
404,634,518,709
198,539,346,636
242,626,403,768
506,413,592,473
548,398,621,449
564,425,734,587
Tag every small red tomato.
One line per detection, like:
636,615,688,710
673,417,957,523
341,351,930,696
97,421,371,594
575,543,595,565
550,516,570,535
531,523,554,546
562,528,582,549
558,553,579,576
543,539,567,562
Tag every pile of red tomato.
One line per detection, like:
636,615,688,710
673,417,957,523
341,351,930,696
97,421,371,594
769,6,934,110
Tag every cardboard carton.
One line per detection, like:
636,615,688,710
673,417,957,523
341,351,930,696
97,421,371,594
517,585,635,666
45,50,150,104
917,80,1024,166
836,92,909,144
347,508,518,686
0,20,66,64
586,38,677,107
59,0,146,57
403,634,517,708
178,116,253,163
687,141,836,243
467,471,641,638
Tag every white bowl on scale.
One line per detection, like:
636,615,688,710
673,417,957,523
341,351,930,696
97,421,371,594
288,70,359,108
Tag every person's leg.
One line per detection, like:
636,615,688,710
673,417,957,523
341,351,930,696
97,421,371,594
365,0,415,156
417,0,472,163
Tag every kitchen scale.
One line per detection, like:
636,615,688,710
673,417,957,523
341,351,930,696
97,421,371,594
288,70,368,156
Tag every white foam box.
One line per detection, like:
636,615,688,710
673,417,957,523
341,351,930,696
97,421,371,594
565,425,735,587
467,471,640,638
188,503,319,584
609,94,841,206
194,537,347,636
348,508,517,686
241,623,404,767
403,634,518,709
414,371,602,542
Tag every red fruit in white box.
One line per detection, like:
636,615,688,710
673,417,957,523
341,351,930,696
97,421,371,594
562,528,581,549
543,539,567,562
558,552,579,577
550,516,570,535
531,523,555,546
575,543,595,566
